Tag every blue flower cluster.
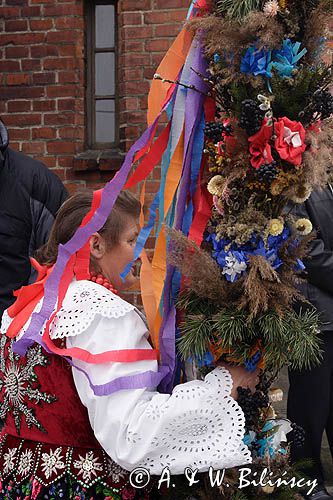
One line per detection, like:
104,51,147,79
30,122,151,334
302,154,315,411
241,39,307,80
206,226,304,283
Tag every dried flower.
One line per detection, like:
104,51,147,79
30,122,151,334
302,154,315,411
294,218,313,236
207,175,225,196
268,218,284,236
288,183,312,203
263,0,280,17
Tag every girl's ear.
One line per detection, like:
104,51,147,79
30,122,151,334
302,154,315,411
89,233,107,260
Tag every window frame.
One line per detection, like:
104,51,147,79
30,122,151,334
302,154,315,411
86,0,119,149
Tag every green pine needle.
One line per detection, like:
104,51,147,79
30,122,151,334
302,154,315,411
176,292,322,372
215,0,262,20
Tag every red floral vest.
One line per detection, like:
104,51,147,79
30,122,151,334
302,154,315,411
0,335,130,491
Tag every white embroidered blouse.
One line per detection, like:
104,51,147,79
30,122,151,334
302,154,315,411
1,279,251,475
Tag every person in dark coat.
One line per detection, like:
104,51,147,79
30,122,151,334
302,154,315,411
288,184,333,500
0,119,68,321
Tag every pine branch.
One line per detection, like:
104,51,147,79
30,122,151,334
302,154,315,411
215,0,262,19
213,309,255,347
177,314,214,361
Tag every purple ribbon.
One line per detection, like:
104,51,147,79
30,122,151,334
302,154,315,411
158,45,208,393
69,361,169,396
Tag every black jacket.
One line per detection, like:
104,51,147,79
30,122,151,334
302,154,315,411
0,120,68,319
291,185,333,330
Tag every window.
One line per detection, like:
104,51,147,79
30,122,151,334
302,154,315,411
86,0,117,149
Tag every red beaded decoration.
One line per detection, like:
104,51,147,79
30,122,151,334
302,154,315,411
88,272,118,295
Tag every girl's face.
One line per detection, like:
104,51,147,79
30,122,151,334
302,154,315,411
90,217,140,291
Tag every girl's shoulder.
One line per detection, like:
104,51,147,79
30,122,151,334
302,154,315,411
49,279,135,340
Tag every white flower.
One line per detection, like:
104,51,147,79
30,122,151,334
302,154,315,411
269,418,292,451
222,255,247,282
41,447,66,479
3,447,17,474
17,449,34,476
263,0,280,16
73,451,103,482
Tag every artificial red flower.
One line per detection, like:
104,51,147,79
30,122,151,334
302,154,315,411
248,119,273,169
274,116,306,165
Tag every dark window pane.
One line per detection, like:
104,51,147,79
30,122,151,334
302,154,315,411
95,4,115,48
95,99,115,143
95,52,115,96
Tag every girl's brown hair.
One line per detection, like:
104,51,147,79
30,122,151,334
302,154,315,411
35,190,141,266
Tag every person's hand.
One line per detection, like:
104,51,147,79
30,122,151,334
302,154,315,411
218,362,259,400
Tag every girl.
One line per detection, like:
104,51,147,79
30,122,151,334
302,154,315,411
0,191,254,499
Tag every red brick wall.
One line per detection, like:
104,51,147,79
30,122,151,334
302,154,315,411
0,0,189,192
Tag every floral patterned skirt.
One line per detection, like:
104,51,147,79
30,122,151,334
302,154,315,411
0,475,151,500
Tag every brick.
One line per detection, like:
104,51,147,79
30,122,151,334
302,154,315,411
120,40,144,53
119,125,140,140
21,142,45,154
119,97,139,112
7,100,31,112
122,26,153,39
44,112,75,125
46,30,80,44
143,66,155,80
122,0,150,10
59,156,76,169
145,38,171,52
30,0,56,4
122,53,148,67
57,44,80,57
58,70,80,83
43,57,76,70
57,98,77,111
0,86,44,99
30,19,53,31
120,79,150,94
0,32,44,45
144,9,187,24
21,59,41,71
155,23,181,37
0,60,20,72
5,46,29,58
6,73,31,86
5,0,27,5
5,20,28,32
33,72,56,85
33,100,56,111
47,141,77,154
58,126,85,140
21,6,41,16
43,4,83,16
1,7,21,19
31,45,58,58
32,127,57,139
154,0,188,7
123,110,146,124
119,12,142,26
54,17,84,30
46,85,82,98
4,113,42,126
120,67,143,81
8,128,31,140
35,156,58,168
151,52,165,67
